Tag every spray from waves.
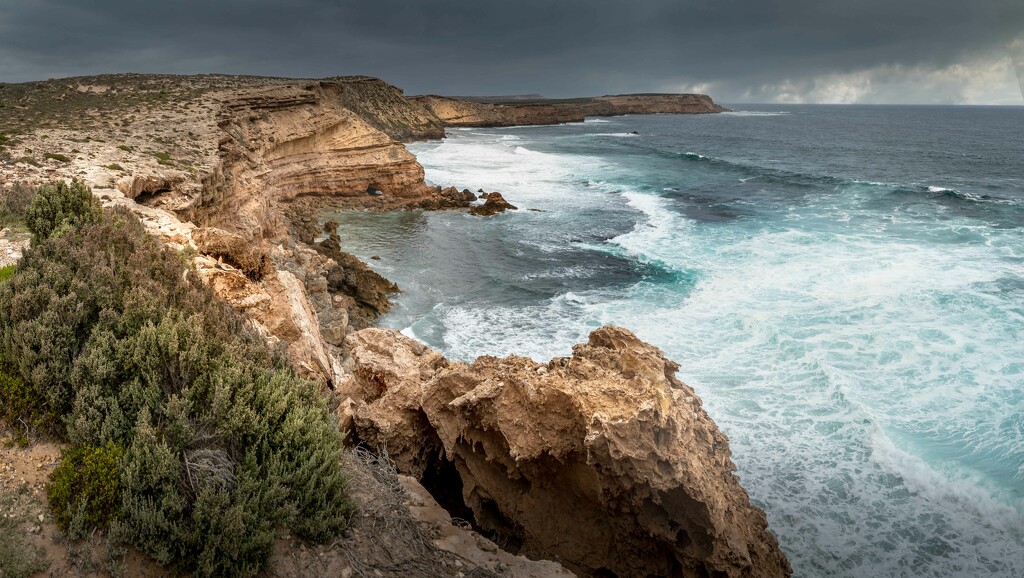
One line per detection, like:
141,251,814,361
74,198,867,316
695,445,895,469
513,145,548,156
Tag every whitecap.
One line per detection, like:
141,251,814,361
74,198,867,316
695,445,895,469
721,111,791,117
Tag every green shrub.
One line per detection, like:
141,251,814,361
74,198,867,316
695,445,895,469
43,153,70,162
23,178,102,244
14,156,39,167
0,208,355,576
47,442,124,536
0,182,35,228
0,362,61,445
117,144,133,152
104,163,124,171
0,265,14,284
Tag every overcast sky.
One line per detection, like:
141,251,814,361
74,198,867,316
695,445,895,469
1,0,1022,104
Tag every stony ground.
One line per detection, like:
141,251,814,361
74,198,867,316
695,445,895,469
0,74,352,203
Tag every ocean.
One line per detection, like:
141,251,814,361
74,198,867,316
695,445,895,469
325,105,1024,577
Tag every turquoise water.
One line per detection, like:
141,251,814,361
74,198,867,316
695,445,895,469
326,105,1024,577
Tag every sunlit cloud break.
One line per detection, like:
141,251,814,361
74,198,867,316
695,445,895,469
741,43,1024,105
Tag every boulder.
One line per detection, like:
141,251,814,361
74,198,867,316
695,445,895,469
469,192,517,216
115,172,186,200
192,226,272,280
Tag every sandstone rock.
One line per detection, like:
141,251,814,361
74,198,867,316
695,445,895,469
342,329,446,476
115,172,186,200
469,192,517,216
193,226,272,280
400,475,575,577
439,186,477,206
347,326,791,578
193,83,436,235
410,93,726,129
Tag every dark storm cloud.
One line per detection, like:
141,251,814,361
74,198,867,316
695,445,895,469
1,0,1022,103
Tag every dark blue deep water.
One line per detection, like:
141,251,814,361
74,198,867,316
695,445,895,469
326,105,1024,577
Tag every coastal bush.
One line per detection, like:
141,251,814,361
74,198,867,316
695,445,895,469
47,442,124,536
0,205,355,576
43,153,70,162
0,182,35,228
0,362,61,445
23,178,102,244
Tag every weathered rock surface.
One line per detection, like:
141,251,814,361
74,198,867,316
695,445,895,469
192,82,435,236
192,226,271,280
469,192,517,216
316,237,399,328
345,326,791,578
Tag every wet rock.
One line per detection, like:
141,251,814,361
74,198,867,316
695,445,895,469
469,192,517,216
317,237,398,328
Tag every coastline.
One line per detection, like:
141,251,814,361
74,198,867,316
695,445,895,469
0,73,790,577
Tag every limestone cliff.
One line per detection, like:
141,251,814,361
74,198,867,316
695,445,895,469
194,82,434,236
343,327,791,578
411,93,726,128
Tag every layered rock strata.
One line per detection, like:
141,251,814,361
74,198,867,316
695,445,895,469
343,326,791,578
410,93,726,128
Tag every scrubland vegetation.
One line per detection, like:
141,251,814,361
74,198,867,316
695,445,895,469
0,179,354,576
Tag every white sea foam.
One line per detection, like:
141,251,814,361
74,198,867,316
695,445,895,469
513,145,545,156
400,124,1024,577
721,111,792,117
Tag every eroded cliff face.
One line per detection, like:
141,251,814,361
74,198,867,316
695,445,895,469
343,326,791,578
411,93,726,128
192,82,435,236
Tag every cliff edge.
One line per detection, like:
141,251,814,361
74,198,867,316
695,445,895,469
410,93,727,127
343,326,790,578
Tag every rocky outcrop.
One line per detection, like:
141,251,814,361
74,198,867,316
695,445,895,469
344,326,791,578
324,77,446,141
469,192,517,216
409,96,586,127
410,93,726,128
116,171,191,201
192,226,271,280
191,82,435,237
316,236,399,329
